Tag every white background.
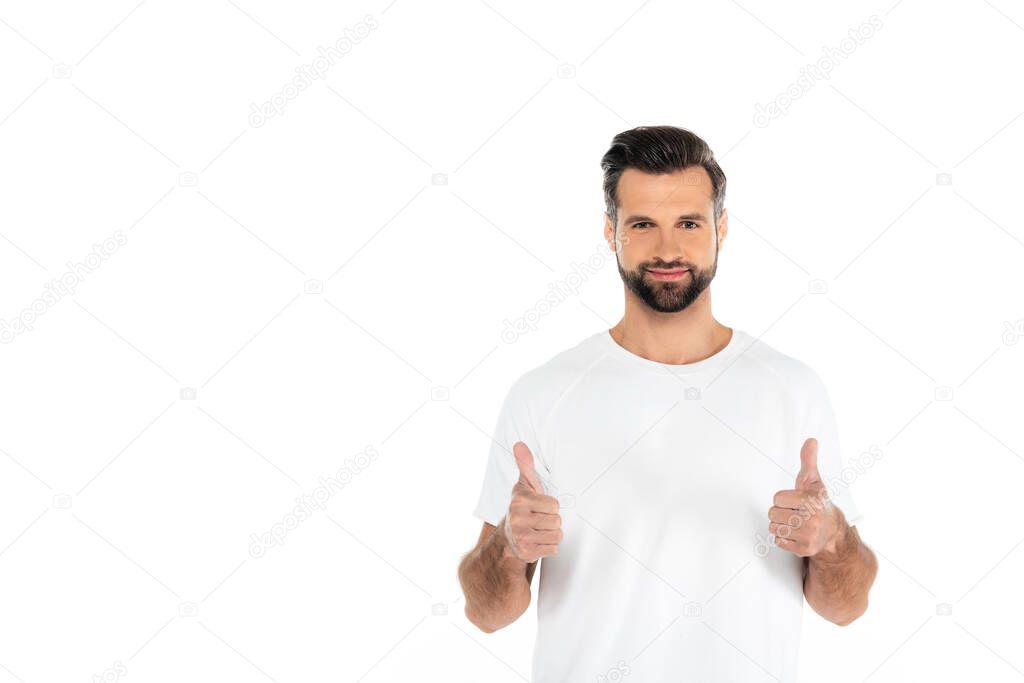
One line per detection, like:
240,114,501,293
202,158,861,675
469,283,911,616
1,1,1022,681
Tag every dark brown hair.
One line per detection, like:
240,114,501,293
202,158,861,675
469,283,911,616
601,126,727,228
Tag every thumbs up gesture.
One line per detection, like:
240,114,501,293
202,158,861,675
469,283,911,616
503,441,562,563
768,438,845,558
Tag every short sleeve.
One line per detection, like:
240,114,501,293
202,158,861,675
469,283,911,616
798,367,863,526
471,379,551,527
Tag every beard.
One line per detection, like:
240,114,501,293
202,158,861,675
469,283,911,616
616,245,718,314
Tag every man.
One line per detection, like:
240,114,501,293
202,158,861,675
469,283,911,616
457,125,878,682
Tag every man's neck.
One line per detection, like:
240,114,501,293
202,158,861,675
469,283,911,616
609,298,731,365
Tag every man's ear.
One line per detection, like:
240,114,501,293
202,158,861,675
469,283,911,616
717,208,728,250
604,212,616,252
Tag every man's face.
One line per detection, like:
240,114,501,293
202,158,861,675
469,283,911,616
604,166,726,314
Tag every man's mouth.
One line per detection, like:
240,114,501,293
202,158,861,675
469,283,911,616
646,268,689,281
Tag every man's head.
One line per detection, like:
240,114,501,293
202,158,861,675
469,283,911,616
601,126,728,314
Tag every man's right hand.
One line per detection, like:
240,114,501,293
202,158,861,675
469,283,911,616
503,441,562,563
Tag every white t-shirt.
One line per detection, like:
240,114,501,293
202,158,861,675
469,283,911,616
472,327,862,683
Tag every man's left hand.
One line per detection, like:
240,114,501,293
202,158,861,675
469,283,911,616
768,437,846,558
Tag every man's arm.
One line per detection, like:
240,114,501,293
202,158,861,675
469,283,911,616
803,521,878,626
457,520,537,633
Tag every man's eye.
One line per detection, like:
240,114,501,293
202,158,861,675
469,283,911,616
683,222,699,229
633,222,652,229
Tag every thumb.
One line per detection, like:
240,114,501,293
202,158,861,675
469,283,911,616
513,441,545,494
796,437,822,490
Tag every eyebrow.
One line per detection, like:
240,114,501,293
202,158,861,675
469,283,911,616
624,213,709,224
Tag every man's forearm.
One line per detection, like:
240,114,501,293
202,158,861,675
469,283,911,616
458,519,534,632
804,522,878,626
